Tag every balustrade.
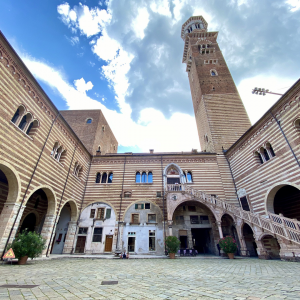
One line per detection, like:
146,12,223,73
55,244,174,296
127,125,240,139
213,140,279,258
167,184,300,245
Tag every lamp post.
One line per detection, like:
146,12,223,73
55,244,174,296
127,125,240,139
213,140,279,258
252,87,283,96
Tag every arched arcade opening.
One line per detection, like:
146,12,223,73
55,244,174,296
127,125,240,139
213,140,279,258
267,184,300,220
242,223,258,257
221,214,240,255
172,200,219,255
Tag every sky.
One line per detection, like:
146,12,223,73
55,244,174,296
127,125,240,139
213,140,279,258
0,0,300,153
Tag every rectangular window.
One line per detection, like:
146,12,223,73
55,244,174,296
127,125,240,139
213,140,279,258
92,228,103,242
131,214,139,224
135,204,144,209
90,209,95,218
183,206,186,211
149,230,155,251
145,203,150,209
188,206,196,212
105,208,111,219
148,214,156,223
78,227,88,235
190,215,199,224
97,208,105,219
240,196,250,211
156,191,162,197
200,215,209,224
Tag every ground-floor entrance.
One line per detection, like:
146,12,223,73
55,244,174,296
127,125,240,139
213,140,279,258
75,236,86,253
128,237,135,252
191,228,212,254
104,235,113,252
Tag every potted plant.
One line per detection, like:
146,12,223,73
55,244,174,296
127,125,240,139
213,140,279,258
218,236,237,259
7,230,46,265
165,236,180,259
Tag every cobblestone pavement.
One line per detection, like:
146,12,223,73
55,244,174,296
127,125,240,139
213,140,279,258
0,258,300,300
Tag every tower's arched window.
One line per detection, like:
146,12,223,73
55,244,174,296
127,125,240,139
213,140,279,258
136,172,140,183
211,71,216,76
142,172,147,183
86,118,92,124
96,172,101,183
263,148,270,161
26,122,34,135
18,115,27,130
108,173,113,183
148,172,153,183
78,167,83,178
266,143,275,158
187,172,193,183
11,109,20,124
97,146,101,153
255,151,263,164
101,172,107,183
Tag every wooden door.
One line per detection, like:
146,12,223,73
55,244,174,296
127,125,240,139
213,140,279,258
104,235,113,252
75,236,86,253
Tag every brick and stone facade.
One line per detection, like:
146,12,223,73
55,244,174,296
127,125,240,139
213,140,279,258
1,16,300,261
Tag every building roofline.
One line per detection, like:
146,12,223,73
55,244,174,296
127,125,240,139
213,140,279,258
0,30,94,157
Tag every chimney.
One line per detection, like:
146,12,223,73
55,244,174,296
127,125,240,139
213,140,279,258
149,149,154,154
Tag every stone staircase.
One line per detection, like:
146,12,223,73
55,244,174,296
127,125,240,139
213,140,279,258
166,184,300,245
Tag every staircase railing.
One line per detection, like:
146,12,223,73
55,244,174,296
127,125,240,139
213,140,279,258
166,184,300,245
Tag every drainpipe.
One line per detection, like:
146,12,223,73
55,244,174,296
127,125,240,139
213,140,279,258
46,141,79,256
222,149,240,204
1,113,60,259
116,156,126,251
72,158,92,254
161,155,166,254
270,111,300,168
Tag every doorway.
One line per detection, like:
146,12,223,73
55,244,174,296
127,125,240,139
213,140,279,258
191,228,211,254
128,237,135,252
105,235,113,252
75,236,86,253
179,236,188,249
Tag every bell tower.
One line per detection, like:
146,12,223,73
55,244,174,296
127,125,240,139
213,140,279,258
181,16,251,153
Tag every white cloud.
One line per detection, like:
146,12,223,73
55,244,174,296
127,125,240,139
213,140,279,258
131,7,150,39
20,53,199,152
286,0,300,11
74,78,94,94
57,2,111,38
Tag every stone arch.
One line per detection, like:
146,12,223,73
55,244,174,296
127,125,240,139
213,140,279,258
58,200,78,222
0,160,21,205
81,200,118,218
122,199,163,222
169,197,219,222
241,220,254,234
265,182,300,216
218,211,236,223
25,185,57,215
257,232,276,241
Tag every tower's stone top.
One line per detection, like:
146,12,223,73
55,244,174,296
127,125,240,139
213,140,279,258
181,16,208,40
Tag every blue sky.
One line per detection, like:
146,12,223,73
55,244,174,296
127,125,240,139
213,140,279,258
1,0,300,153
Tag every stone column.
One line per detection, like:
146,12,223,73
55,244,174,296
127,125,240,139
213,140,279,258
234,222,248,256
41,214,56,256
168,220,173,236
63,221,77,254
217,221,223,239
255,239,269,259
0,203,25,255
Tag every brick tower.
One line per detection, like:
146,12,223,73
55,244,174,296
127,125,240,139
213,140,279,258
181,16,251,153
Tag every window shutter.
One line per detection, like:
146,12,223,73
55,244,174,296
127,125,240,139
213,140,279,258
106,209,111,219
141,204,144,209
135,204,138,209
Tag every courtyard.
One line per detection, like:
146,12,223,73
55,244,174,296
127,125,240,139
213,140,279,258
0,258,300,300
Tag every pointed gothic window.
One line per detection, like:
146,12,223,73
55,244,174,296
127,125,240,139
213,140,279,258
148,172,153,183
187,172,193,183
108,173,113,183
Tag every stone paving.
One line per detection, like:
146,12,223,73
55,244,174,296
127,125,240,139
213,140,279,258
0,257,300,300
